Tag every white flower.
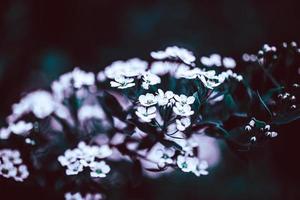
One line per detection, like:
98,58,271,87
156,89,174,106
141,72,161,89
176,155,198,173
72,68,95,89
8,90,56,122
9,121,33,135
176,68,200,79
174,94,195,106
104,58,148,79
65,192,83,200
65,192,103,200
151,46,196,65
250,136,256,142
66,160,84,175
200,54,222,67
193,160,209,176
173,104,194,116
90,161,111,178
110,75,135,89
0,149,29,182
0,128,11,140
245,125,252,131
199,74,223,89
77,105,106,122
1,149,22,165
138,93,157,106
135,106,156,122
223,57,236,68
176,117,191,131
155,148,175,168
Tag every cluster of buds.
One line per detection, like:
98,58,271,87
244,118,278,143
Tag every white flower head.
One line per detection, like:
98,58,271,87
90,161,111,178
0,149,29,182
135,106,156,122
174,94,195,106
156,148,175,168
0,128,11,140
110,75,135,89
200,54,222,67
104,58,148,79
9,121,33,135
193,160,209,176
138,93,157,107
151,46,196,66
173,104,194,117
177,155,198,173
156,89,174,106
223,57,236,68
141,71,161,90
77,104,106,122
176,117,191,131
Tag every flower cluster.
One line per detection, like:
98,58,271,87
244,118,278,143
200,53,236,68
65,192,104,200
0,149,29,182
1,42,298,198
58,142,112,177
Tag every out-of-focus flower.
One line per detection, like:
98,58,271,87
151,46,196,66
135,106,156,122
90,161,111,178
0,128,11,140
200,54,222,67
65,192,103,200
9,121,33,135
138,93,157,107
8,90,56,122
0,149,29,182
51,68,95,102
103,58,148,79
110,76,135,89
193,160,209,176
156,147,175,168
77,105,106,122
141,72,161,90
222,57,236,68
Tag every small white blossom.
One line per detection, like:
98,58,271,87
174,94,195,106
138,93,157,106
110,75,135,89
65,192,103,200
58,142,112,176
176,117,191,131
193,160,209,176
156,148,175,168
156,89,174,106
77,105,106,122
0,149,29,182
250,136,256,142
141,72,161,89
0,128,11,140
222,57,236,68
8,90,56,122
151,46,196,65
245,125,252,131
200,54,222,67
9,121,33,135
173,104,194,116
103,58,148,79
176,155,198,173
90,161,111,178
135,106,157,122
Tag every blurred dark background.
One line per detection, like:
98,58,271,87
1,0,300,199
